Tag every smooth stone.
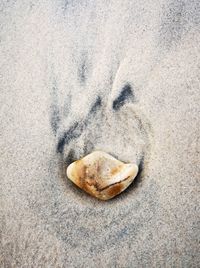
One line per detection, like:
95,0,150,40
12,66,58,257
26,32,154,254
66,151,138,200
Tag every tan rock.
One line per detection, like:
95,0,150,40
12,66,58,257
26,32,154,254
66,151,138,200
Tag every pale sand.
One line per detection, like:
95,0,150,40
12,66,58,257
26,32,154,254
0,0,199,267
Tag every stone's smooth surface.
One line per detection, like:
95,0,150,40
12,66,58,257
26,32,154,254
66,151,138,200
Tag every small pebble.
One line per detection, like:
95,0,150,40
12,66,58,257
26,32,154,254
66,151,138,200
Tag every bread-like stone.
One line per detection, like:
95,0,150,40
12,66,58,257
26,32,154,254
66,151,138,200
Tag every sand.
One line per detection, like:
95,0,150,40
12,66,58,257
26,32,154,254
0,0,199,267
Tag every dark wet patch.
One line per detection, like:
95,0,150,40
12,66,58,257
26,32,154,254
89,96,102,114
83,140,94,155
78,60,87,84
57,97,102,154
50,81,60,136
57,122,82,153
64,149,77,166
50,105,60,135
78,52,91,85
113,83,134,111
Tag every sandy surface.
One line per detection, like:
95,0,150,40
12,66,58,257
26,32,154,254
0,0,200,267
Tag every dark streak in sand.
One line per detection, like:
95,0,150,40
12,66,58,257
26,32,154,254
57,96,102,154
113,83,134,111
50,82,61,135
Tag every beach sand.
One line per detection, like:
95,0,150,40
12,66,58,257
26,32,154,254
0,0,199,267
